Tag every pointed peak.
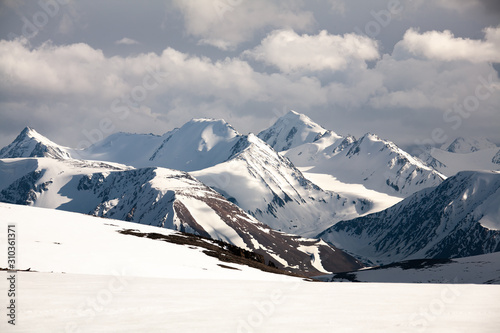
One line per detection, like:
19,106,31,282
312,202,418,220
14,126,43,142
359,132,381,142
284,110,301,117
19,126,37,136
21,126,34,132
258,110,334,151
1,126,70,159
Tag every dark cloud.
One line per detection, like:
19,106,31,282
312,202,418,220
478,0,500,15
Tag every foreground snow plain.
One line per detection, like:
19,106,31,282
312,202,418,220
2,272,500,333
1,203,499,332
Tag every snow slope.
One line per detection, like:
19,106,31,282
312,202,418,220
0,159,361,275
0,202,289,280
319,171,500,265
300,168,403,215
318,252,500,284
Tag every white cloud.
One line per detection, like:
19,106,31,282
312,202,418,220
244,29,380,73
170,0,313,50
1,27,500,149
115,37,140,45
399,26,500,63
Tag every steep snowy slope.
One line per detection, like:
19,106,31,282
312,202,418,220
318,252,500,284
257,110,338,151
318,171,500,265
0,127,71,159
420,146,500,177
0,158,362,275
285,132,445,197
443,137,497,154
192,134,372,237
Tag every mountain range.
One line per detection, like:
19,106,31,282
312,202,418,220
0,157,361,276
319,170,500,265
1,110,499,278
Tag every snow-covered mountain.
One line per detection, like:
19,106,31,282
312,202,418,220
284,132,445,197
2,122,372,237
256,111,445,198
0,127,71,159
318,170,500,265
443,137,497,154
317,252,500,284
0,157,362,275
257,110,338,151
81,119,243,171
79,119,241,171
192,133,372,236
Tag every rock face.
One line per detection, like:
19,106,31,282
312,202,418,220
318,171,500,265
0,157,362,275
493,150,500,164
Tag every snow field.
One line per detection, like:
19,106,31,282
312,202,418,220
1,272,499,333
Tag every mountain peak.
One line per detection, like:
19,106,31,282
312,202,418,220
258,110,337,151
147,117,242,171
17,126,39,139
0,127,71,159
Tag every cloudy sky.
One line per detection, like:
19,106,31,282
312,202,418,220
0,0,499,152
